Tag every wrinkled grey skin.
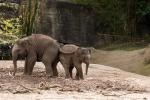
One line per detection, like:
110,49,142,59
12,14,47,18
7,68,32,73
12,34,59,77
59,44,91,80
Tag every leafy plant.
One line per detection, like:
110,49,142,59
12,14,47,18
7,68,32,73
71,0,150,38
0,17,21,44
21,0,39,36
71,0,126,35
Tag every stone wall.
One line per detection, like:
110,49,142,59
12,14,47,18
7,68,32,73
35,0,95,46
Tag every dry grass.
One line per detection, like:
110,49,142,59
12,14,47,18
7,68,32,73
143,46,150,65
91,47,150,76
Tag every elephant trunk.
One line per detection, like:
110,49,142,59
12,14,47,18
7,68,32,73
85,62,89,75
13,58,17,76
12,50,18,76
84,54,91,75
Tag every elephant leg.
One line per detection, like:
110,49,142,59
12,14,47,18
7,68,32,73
69,65,74,78
75,71,79,80
42,47,59,77
64,64,70,79
42,58,53,77
74,64,84,80
26,55,37,75
27,60,36,75
24,58,28,75
45,63,53,77
60,54,71,79
60,62,70,79
52,58,59,77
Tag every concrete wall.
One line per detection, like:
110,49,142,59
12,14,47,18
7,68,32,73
35,0,95,46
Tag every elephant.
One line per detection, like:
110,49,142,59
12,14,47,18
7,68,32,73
59,44,91,80
12,34,59,77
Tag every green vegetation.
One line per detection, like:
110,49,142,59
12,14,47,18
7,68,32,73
21,0,39,36
72,0,125,35
0,17,21,44
0,17,21,35
0,1,21,44
0,0,39,44
71,0,150,39
0,2,19,10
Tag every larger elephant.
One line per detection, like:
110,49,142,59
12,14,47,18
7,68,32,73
12,34,59,77
59,44,91,80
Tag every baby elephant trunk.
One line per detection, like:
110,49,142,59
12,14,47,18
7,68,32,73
85,62,89,75
84,54,91,75
12,49,18,76
13,58,17,76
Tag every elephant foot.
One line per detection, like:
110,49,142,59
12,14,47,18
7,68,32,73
23,73,31,76
23,72,27,75
80,77,84,80
23,72,29,75
75,75,80,80
75,76,84,80
23,70,28,75
46,74,53,78
53,72,58,77
51,76,58,78
65,78,72,81
22,74,31,78
23,72,33,77
65,76,71,79
45,71,53,78
53,74,58,77
65,75,72,80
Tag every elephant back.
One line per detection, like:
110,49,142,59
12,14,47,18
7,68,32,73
59,44,79,54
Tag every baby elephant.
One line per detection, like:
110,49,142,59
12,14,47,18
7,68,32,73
59,44,91,80
12,34,59,77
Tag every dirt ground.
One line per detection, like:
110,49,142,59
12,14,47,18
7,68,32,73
0,61,150,100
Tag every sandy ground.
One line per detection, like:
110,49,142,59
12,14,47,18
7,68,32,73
0,61,150,100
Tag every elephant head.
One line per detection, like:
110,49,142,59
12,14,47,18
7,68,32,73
76,47,91,75
12,38,30,76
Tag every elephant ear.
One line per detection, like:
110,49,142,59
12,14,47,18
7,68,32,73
17,38,31,48
59,44,79,54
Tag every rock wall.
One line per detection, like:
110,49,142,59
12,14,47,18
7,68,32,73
36,0,95,46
